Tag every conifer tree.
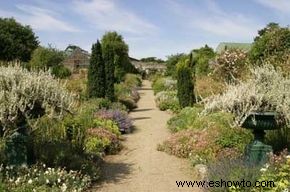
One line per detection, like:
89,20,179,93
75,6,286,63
103,44,115,101
177,55,195,108
87,40,106,98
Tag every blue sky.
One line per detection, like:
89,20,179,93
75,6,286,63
0,0,290,59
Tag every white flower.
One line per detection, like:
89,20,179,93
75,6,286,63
57,178,61,183
286,155,290,159
15,177,21,185
46,179,50,184
260,168,267,172
28,179,33,184
61,183,67,192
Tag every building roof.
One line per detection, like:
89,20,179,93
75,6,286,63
216,42,252,54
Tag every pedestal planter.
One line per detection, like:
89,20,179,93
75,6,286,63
241,112,284,164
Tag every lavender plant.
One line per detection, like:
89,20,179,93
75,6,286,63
96,109,132,133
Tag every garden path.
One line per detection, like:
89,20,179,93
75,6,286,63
92,80,201,192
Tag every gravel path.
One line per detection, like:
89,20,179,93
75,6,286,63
92,80,201,192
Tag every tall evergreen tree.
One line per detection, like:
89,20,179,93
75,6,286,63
87,40,106,98
177,56,195,108
103,44,115,101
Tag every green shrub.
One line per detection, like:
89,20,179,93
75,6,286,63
85,128,121,155
167,106,202,132
124,73,142,88
160,111,252,163
155,91,180,112
207,158,261,192
152,77,177,94
51,65,71,79
177,59,195,108
251,151,290,192
265,127,290,152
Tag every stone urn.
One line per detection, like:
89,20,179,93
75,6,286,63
241,112,285,164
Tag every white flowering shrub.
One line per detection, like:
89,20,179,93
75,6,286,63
0,65,75,136
203,64,290,127
213,49,247,82
0,164,91,191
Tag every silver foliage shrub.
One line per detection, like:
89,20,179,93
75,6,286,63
203,64,290,127
0,65,75,136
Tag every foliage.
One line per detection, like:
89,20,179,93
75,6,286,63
102,43,115,101
65,77,88,100
177,58,195,108
87,40,106,98
0,164,91,191
51,65,71,79
207,158,262,192
167,107,203,132
152,77,177,95
203,64,290,127
213,49,247,83
115,82,140,111
192,45,215,76
101,31,137,82
195,76,225,99
0,65,75,137
165,53,187,78
155,91,180,113
160,110,251,163
250,23,290,70
265,127,290,152
29,46,70,78
0,17,39,62
85,128,121,155
251,151,290,192
140,57,164,63
96,109,132,133
124,73,142,88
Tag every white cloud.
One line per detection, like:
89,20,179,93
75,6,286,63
72,0,158,35
167,0,261,40
255,0,290,13
0,5,79,32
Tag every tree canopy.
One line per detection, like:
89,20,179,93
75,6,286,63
101,31,136,82
249,23,290,69
192,45,215,76
0,18,39,62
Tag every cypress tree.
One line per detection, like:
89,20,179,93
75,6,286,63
87,40,106,98
177,56,195,108
103,44,115,101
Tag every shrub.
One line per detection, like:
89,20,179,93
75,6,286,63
124,73,142,88
96,109,132,133
85,128,121,155
87,40,106,98
251,150,290,192
155,91,180,112
51,65,71,79
0,164,91,191
207,158,261,192
203,64,290,128
65,77,88,100
195,76,225,99
177,59,195,108
212,49,247,83
152,77,177,95
160,111,252,163
167,107,202,132
0,65,75,137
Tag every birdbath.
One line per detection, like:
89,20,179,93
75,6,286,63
241,112,285,165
